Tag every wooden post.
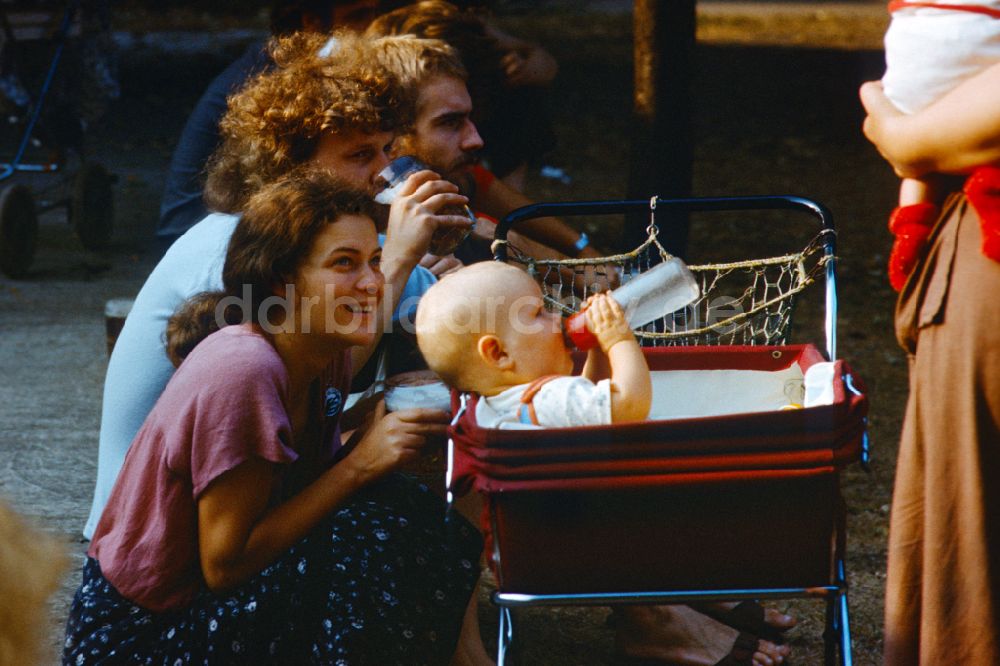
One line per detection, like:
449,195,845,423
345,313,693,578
626,0,695,257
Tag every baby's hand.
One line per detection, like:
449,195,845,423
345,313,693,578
583,293,634,353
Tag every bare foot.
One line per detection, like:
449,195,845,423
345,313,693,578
450,590,495,666
614,605,791,666
692,601,797,636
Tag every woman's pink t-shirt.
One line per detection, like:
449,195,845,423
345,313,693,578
89,324,351,611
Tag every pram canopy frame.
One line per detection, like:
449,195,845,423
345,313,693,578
493,194,838,359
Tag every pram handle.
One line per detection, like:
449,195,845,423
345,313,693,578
494,194,839,361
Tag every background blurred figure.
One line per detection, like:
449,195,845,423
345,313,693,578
155,0,380,250
0,499,67,665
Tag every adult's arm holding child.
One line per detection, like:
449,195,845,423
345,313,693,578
861,62,1000,177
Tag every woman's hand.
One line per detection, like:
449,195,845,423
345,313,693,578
196,400,450,593
197,403,450,593
345,400,451,482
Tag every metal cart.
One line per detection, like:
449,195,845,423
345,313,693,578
447,195,869,665
1,0,115,278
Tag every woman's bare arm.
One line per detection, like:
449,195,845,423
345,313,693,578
197,405,450,592
484,23,558,87
860,63,1000,177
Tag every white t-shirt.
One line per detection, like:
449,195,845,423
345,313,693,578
84,212,437,539
883,1,1000,114
475,376,613,430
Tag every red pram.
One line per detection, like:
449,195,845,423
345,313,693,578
446,196,868,665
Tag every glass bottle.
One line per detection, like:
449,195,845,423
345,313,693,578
374,156,476,256
565,257,700,350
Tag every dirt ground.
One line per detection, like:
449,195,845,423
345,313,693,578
0,4,902,664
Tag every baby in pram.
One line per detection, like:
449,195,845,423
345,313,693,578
415,262,651,428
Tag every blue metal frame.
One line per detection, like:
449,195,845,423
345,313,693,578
845,373,871,470
0,0,82,182
490,548,853,666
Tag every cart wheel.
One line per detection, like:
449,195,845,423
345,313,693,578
0,184,38,279
72,163,115,250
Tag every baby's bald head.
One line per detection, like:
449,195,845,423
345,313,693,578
415,262,537,391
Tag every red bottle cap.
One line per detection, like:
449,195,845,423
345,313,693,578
565,311,598,351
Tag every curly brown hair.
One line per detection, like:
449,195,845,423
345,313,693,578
365,1,504,121
365,33,468,101
168,168,377,366
0,499,66,665
204,30,410,214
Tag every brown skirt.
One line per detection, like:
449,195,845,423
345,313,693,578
884,195,1000,665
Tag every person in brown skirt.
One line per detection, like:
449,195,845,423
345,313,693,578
861,62,1000,665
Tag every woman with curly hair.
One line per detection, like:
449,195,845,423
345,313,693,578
65,171,484,664
202,30,407,213
155,0,382,248
83,31,472,542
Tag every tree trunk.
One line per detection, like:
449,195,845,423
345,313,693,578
626,0,695,258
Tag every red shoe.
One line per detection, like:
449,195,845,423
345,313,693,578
887,203,939,291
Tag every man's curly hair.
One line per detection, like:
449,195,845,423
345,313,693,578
365,1,503,121
365,23,469,96
205,31,410,214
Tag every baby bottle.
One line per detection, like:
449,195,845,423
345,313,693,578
374,156,476,256
565,257,701,350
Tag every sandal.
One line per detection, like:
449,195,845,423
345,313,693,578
716,631,758,665
709,600,791,644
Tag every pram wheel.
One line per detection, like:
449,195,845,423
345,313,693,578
0,183,38,278
71,162,114,250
